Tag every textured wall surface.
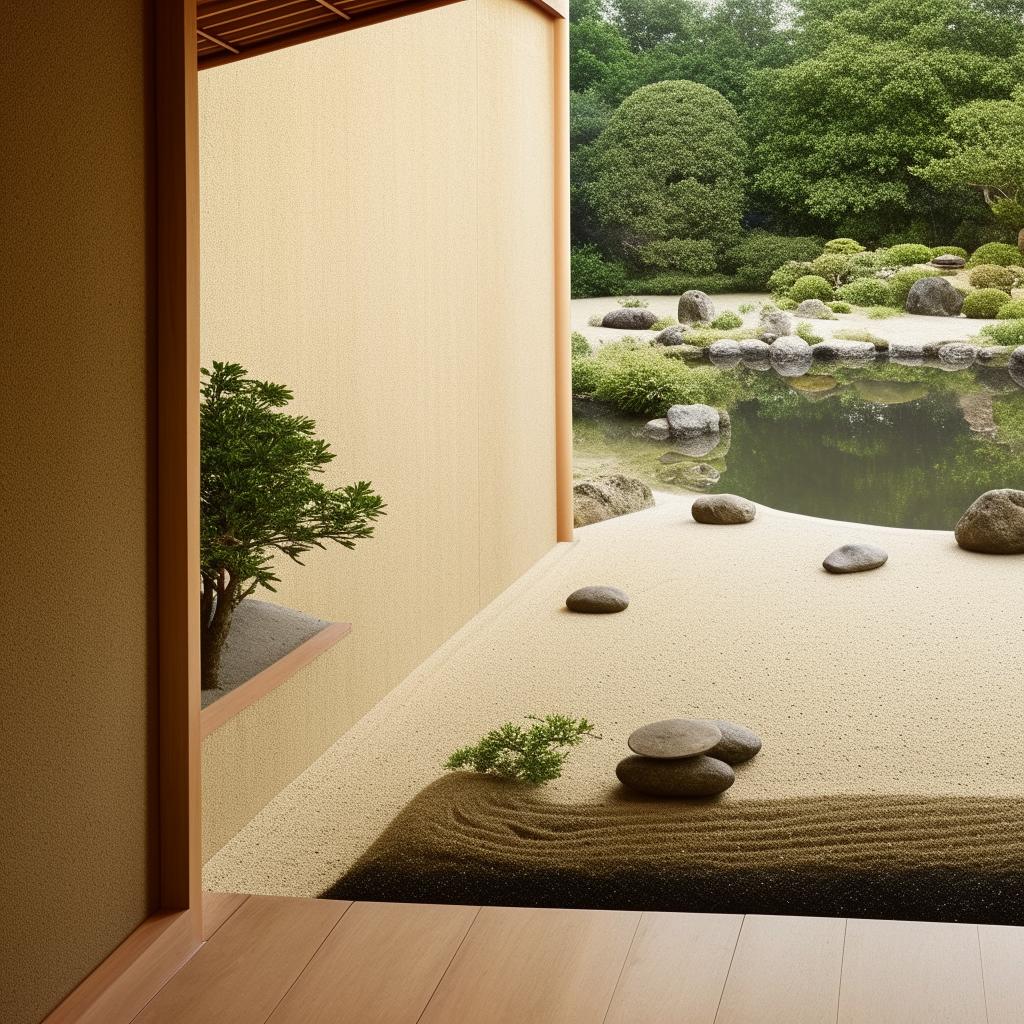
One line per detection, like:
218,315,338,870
199,0,558,859
0,5,157,1023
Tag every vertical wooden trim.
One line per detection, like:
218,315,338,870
155,0,203,935
552,14,573,542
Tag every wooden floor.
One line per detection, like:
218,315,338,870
127,893,1024,1023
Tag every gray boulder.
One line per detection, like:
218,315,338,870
565,585,630,614
931,254,966,269
738,339,771,363
691,493,756,525
705,720,762,765
1010,347,1024,388
678,290,715,325
759,308,793,341
811,339,876,361
937,342,977,368
641,418,671,441
954,489,1024,554
616,754,735,797
823,543,889,574
905,277,965,317
573,474,654,528
666,403,720,436
627,719,722,759
794,298,832,319
602,307,659,330
655,324,688,347
976,346,1012,365
769,335,813,377
707,339,742,367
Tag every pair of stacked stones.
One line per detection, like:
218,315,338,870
616,718,762,797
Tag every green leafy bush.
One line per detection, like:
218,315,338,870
571,245,627,299
623,272,737,295
996,299,1024,319
723,231,823,291
571,332,591,357
982,320,1024,345
684,326,762,347
711,311,743,329
809,252,855,286
968,242,1022,268
795,321,824,344
775,295,798,310
930,246,968,259
883,243,934,266
445,715,598,784
649,317,676,331
618,297,650,308
969,264,1016,291
571,355,601,396
767,261,811,295
829,301,852,313
963,288,1009,318
887,267,940,305
823,237,865,254
789,275,834,302
633,238,718,274
835,278,892,306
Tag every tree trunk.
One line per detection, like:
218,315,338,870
201,579,239,690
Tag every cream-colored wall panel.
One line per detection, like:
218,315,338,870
200,0,558,860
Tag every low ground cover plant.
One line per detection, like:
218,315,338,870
997,299,1024,319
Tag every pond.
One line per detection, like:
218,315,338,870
574,362,1024,530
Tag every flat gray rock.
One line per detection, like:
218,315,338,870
937,342,976,368
641,418,671,441
823,543,889,573
573,475,654,528
794,298,832,319
759,308,793,340
602,308,658,330
565,585,630,614
769,335,813,377
627,719,722,759
955,489,1024,554
704,720,763,765
655,325,688,347
666,403,720,436
616,754,735,797
691,494,756,525
811,339,876,361
708,340,741,367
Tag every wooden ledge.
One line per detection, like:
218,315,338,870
200,620,351,739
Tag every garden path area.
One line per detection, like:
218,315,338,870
204,497,1024,900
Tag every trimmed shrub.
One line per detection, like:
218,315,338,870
982,320,1024,345
723,231,823,291
809,253,855,286
711,311,743,330
930,245,968,259
845,250,888,279
835,277,891,306
775,295,798,310
633,238,718,275
623,272,736,295
883,243,934,266
828,301,852,313
963,288,1009,318
767,261,812,295
571,245,627,299
996,299,1024,319
789,275,834,302
887,267,940,306
823,237,865,254
968,242,1022,268
571,332,591,358
571,355,601,396
969,264,1016,292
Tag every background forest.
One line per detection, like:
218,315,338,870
570,0,1024,296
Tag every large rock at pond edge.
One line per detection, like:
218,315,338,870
641,418,672,441
666,403,721,436
662,343,707,361
708,339,742,367
794,298,832,319
768,335,812,377
616,754,735,797
691,493,756,525
704,720,762,765
937,342,977,368
602,307,659,330
738,339,771,363
823,543,889,574
565,585,630,614
655,324,688,346
954,489,1024,554
1010,347,1024,388
678,290,715,325
811,339,876,361
627,719,722,759
573,474,654,528
759,308,793,341
905,277,965,317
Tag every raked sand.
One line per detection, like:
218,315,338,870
205,497,1024,898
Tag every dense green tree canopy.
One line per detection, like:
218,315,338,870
585,80,747,261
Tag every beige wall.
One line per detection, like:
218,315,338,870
0,5,157,1023
199,0,558,859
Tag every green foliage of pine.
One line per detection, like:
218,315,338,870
789,274,834,302
968,242,1024,268
823,237,866,254
963,288,1010,317
445,715,598,784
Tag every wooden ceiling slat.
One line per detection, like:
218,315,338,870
201,0,313,33
197,27,241,53
198,0,299,19
312,0,352,21
222,10,336,45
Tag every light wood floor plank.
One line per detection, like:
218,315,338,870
977,925,1024,1024
604,912,742,1024
838,919,986,1024
418,905,641,1024
266,902,479,1024
715,914,845,1024
131,895,349,1024
201,891,248,941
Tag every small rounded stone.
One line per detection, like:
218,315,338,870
565,585,630,614
703,720,762,765
823,543,888,574
691,494,756,525
627,719,722,759
616,755,735,797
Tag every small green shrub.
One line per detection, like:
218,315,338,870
738,302,755,313
623,273,736,295
845,250,888,278
835,328,888,348
685,326,762,347
823,237,865,254
571,332,591,358
968,243,1022,268
809,253,855,286
445,715,598,784
835,278,891,306
775,295,798,310
866,306,902,319
883,243,934,266
887,267,940,306
723,231,823,291
828,301,852,313
795,321,824,344
571,355,601,396
969,264,1016,292
930,245,968,259
996,299,1024,319
711,311,743,330
633,238,718,275
571,245,628,299
982,320,1024,345
963,288,1009,318
618,296,649,308
767,261,812,295
789,275,834,302
649,317,676,331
